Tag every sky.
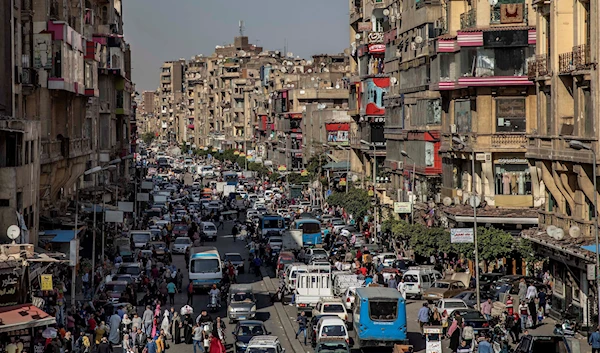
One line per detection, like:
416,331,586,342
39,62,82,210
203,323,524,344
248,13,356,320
122,0,350,92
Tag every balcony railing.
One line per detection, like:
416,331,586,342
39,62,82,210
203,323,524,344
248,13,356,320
491,134,527,147
573,44,591,70
558,51,574,74
460,9,476,29
527,55,549,78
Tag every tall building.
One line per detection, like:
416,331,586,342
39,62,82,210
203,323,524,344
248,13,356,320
158,60,185,144
521,0,599,327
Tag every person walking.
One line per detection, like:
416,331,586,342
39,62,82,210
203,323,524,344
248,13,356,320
480,298,493,321
589,326,600,353
417,302,430,337
167,280,177,305
143,305,154,337
187,282,194,306
295,311,308,345
192,323,204,353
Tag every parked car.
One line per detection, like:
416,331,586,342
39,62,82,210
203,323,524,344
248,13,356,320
435,298,469,316
451,309,490,334
315,340,350,353
453,291,478,308
227,284,256,322
423,280,467,301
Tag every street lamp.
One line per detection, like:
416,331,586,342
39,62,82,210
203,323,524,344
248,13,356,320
360,140,378,238
400,150,416,224
569,140,600,326
452,136,481,310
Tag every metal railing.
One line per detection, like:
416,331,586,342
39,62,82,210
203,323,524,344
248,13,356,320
573,44,591,70
460,9,476,29
527,55,549,78
558,51,574,74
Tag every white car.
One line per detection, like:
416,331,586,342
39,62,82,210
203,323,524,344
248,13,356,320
374,252,397,267
267,236,283,252
202,222,218,241
246,209,260,219
208,201,223,211
342,287,357,310
435,298,469,316
172,237,192,254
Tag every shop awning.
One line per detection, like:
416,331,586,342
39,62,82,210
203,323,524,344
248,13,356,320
0,304,56,333
43,228,84,243
322,161,350,171
582,245,598,253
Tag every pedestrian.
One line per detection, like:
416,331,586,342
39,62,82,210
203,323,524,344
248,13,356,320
143,305,154,337
97,337,113,353
518,301,529,331
187,281,194,306
397,279,406,300
192,323,204,353
295,311,308,345
518,278,527,302
167,280,177,305
527,298,537,327
589,326,600,353
480,298,493,321
505,312,518,343
477,335,492,353
448,319,460,352
145,337,158,353
171,311,182,344
417,302,430,337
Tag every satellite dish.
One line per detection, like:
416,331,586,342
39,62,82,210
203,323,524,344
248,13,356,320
443,197,452,206
489,0,498,5
469,195,481,208
323,68,329,72
6,225,20,241
307,69,313,73
383,9,390,16
238,50,246,56
415,36,423,44
351,175,359,182
569,226,581,238
390,77,397,84
554,228,565,240
546,225,558,238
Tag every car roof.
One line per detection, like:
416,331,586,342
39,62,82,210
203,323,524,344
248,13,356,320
318,317,346,326
435,279,462,284
120,262,140,267
439,298,467,303
237,320,264,326
107,281,128,285
175,237,191,240
355,287,403,299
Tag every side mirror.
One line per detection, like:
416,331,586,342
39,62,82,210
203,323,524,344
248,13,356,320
267,331,271,335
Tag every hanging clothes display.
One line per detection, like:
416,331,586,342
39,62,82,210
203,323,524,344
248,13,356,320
502,172,510,195
517,172,525,195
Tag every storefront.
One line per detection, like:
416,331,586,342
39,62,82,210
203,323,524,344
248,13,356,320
0,304,56,353
493,153,533,207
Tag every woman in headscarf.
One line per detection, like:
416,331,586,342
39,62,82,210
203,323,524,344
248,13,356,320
81,335,91,353
161,309,171,340
213,317,226,342
156,330,165,353
447,319,461,353
121,314,132,333
171,311,182,344
183,313,194,344
152,316,158,339
154,302,162,318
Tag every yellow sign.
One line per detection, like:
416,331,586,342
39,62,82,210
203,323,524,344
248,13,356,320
339,177,347,186
239,153,246,157
234,151,240,155
278,165,287,171
40,274,53,291
301,170,309,177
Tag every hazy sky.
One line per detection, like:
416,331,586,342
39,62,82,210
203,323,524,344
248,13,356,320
122,0,350,92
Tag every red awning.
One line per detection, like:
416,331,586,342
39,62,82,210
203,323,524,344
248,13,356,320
0,304,56,333
325,123,350,131
187,124,194,129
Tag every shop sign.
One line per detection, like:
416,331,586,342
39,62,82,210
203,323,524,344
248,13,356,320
368,116,385,123
358,22,372,32
450,228,474,243
40,274,53,291
496,158,528,165
393,202,412,214
0,271,21,306
368,186,374,196
587,264,596,281
339,177,347,186
368,44,386,53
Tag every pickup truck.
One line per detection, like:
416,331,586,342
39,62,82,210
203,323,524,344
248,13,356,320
295,272,332,313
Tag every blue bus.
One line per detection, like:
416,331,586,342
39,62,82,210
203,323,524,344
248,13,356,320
258,214,286,237
223,171,239,186
293,218,322,245
353,287,407,348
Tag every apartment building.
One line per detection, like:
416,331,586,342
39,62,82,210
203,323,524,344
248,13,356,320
0,0,41,243
520,0,599,327
425,0,541,226
348,0,389,189
158,60,185,144
185,56,209,147
381,0,443,206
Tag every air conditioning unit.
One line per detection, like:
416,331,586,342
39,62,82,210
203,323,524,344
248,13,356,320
397,161,404,170
450,124,457,133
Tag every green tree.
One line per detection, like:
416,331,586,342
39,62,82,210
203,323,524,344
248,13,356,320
306,154,328,176
326,188,372,220
142,132,155,145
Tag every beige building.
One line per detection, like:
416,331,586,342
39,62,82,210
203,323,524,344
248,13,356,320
158,60,185,144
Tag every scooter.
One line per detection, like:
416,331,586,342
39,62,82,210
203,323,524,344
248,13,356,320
208,293,220,312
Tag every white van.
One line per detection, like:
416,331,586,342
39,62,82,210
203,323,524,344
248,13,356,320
129,230,152,249
284,263,308,291
188,246,222,289
201,222,218,241
402,267,443,299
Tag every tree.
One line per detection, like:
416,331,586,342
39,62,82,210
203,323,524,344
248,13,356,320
288,173,309,185
306,154,328,176
326,188,372,220
142,132,155,145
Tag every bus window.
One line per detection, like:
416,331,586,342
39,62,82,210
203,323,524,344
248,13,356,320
369,300,398,321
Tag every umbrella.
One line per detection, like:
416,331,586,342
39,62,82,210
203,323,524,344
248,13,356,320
180,305,193,315
42,327,57,339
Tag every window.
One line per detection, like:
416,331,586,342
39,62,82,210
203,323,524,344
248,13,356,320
496,97,526,133
494,162,531,195
323,304,345,313
369,300,398,321
190,259,220,273
454,100,472,133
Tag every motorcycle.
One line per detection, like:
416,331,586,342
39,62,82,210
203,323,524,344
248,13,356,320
208,293,220,312
553,304,577,337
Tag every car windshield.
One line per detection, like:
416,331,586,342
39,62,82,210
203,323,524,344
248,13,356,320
236,324,265,336
190,259,220,273
298,222,321,233
313,250,327,256
264,219,285,229
445,302,467,308
232,292,253,302
175,238,190,244
119,266,140,275
332,220,345,225
205,225,217,231
322,325,346,337
226,254,243,262
132,234,150,243
247,348,275,353
113,276,131,282
174,225,187,231
105,284,126,292
322,304,345,313
317,343,349,353
433,282,450,289
152,243,167,249
457,311,484,320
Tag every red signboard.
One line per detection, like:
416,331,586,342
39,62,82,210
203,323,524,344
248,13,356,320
368,44,386,53
325,123,350,131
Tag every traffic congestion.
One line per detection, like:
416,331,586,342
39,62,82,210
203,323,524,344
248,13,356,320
78,143,571,353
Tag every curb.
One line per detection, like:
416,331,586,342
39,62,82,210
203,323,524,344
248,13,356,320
260,267,306,353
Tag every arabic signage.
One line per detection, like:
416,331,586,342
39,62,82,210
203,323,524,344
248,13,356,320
393,202,412,214
358,22,372,32
450,228,475,243
368,44,386,53
0,271,21,307
40,274,53,291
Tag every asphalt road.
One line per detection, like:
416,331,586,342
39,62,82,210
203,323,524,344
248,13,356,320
154,220,292,353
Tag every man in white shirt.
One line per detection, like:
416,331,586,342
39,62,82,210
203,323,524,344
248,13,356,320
526,283,538,300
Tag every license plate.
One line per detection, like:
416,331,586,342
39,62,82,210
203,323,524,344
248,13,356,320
238,316,246,320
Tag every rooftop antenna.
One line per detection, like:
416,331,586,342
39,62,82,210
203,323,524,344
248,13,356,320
284,38,287,57
239,20,245,36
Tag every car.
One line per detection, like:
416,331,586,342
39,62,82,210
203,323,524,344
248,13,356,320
117,263,142,284
305,248,329,264
315,340,350,353
514,335,568,353
267,236,283,252
308,314,339,347
224,252,245,274
453,291,478,308
451,309,491,334
314,317,349,347
104,281,128,302
208,201,224,211
374,252,397,267
201,222,218,241
330,219,346,233
232,321,270,353
423,280,467,301
246,210,260,219
276,252,295,274
227,284,256,322
148,241,171,262
342,287,357,310
172,237,192,254
246,336,284,353
312,298,349,323
435,298,469,316
172,223,189,237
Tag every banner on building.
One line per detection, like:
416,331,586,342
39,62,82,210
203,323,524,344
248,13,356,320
40,274,53,291
141,181,153,190
358,22,372,32
105,210,124,223
450,228,474,243
118,202,134,212
393,202,412,214
137,193,150,202
69,239,79,267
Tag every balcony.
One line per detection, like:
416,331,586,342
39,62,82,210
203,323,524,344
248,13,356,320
460,9,476,29
573,44,591,71
558,51,574,74
538,210,594,238
527,55,549,78
69,138,92,158
490,134,527,148
350,7,363,24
